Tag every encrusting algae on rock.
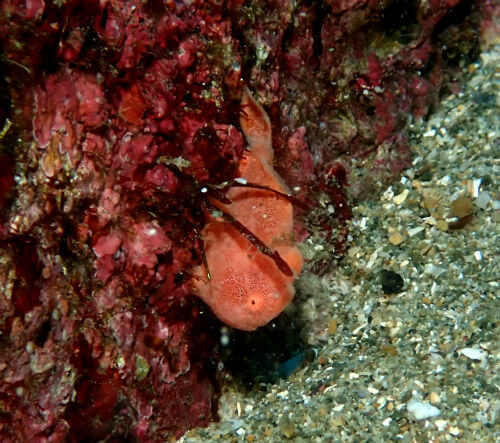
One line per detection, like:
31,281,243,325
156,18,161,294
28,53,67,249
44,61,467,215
192,89,303,331
0,0,490,439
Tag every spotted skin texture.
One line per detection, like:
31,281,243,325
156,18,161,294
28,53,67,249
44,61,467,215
192,89,302,331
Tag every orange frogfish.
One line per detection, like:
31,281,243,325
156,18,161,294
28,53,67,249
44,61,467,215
191,88,303,331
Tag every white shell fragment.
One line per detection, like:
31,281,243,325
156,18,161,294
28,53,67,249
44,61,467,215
407,398,441,421
470,178,482,197
393,189,409,205
407,226,425,237
459,347,488,361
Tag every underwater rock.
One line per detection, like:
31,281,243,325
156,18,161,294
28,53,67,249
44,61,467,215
0,0,487,440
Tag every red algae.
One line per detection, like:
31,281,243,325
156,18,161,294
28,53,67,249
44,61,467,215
0,0,486,440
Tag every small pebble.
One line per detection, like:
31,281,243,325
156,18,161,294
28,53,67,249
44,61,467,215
436,219,448,231
423,195,440,213
380,270,404,294
450,196,473,218
388,232,404,245
475,191,491,209
279,418,296,439
428,392,440,404
328,318,338,334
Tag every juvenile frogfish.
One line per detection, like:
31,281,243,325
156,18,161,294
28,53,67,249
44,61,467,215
191,88,303,331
